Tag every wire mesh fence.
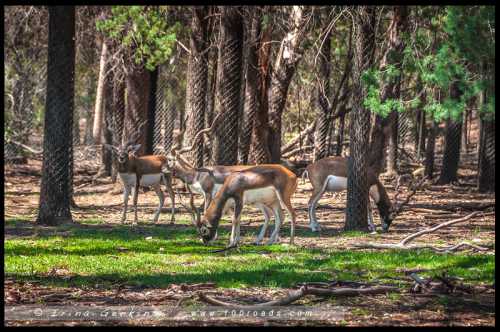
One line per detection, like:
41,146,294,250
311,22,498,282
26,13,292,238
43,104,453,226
4,7,477,187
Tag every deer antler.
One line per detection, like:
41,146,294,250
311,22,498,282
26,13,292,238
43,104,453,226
392,175,427,216
125,119,147,148
172,112,223,156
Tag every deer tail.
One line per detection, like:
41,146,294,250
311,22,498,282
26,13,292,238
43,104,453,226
301,169,309,185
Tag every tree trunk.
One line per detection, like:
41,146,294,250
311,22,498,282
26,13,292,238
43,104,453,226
268,6,306,163
249,13,272,164
437,82,462,185
477,80,495,192
204,47,217,165
424,120,438,179
124,66,151,157
110,72,125,183
92,40,108,144
83,72,96,145
239,8,260,165
461,108,469,153
213,6,243,165
313,18,332,162
345,6,376,232
145,67,158,155
386,112,399,174
101,64,114,177
37,6,75,226
335,112,346,156
185,7,209,167
367,6,407,175
415,107,427,160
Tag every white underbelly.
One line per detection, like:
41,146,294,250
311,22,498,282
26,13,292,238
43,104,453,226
325,175,347,192
242,186,277,205
189,182,223,197
119,173,161,187
189,181,205,195
221,186,277,214
369,185,380,203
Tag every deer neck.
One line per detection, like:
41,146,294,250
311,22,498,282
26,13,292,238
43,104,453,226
174,162,196,184
205,188,230,229
118,156,136,173
374,180,392,220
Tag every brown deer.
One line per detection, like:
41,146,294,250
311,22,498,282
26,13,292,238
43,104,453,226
197,165,298,246
105,121,175,225
304,156,424,233
166,114,279,233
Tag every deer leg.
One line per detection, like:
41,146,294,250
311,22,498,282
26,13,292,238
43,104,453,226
267,203,284,245
204,192,212,213
307,184,328,233
229,198,243,247
254,204,272,245
153,183,164,223
367,200,376,233
163,173,176,224
276,184,298,245
121,186,131,224
132,179,140,226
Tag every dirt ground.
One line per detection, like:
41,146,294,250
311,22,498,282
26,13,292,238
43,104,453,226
4,155,496,326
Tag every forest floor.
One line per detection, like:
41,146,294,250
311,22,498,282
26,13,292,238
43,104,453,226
4,156,495,326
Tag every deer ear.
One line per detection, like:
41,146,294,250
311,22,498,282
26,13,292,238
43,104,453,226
104,144,117,153
128,144,141,153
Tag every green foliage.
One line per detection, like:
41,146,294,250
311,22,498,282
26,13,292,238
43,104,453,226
361,67,405,118
395,6,494,122
96,6,180,70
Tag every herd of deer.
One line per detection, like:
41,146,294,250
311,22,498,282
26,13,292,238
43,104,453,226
105,120,421,247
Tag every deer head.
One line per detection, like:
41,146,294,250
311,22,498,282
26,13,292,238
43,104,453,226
104,119,147,171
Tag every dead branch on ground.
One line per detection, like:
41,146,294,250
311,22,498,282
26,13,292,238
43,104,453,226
199,284,399,308
354,211,492,253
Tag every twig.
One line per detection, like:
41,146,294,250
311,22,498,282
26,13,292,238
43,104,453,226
199,285,399,308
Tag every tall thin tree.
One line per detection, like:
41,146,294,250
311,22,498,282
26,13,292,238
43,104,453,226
345,6,376,231
37,6,75,225
213,6,243,165
185,6,210,167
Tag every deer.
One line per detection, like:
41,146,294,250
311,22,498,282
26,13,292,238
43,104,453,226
165,113,266,215
303,156,425,233
104,120,175,225
196,164,298,247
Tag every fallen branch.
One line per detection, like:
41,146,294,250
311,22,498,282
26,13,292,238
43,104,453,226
400,211,479,246
199,285,399,308
281,123,316,154
210,244,238,254
7,140,43,155
282,145,314,158
354,211,491,253
407,202,495,212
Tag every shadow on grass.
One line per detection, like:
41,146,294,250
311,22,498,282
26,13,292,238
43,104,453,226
6,249,494,290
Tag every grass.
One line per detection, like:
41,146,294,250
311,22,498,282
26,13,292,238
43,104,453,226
5,217,495,289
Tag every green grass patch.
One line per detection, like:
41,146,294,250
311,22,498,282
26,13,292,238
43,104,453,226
5,218,495,289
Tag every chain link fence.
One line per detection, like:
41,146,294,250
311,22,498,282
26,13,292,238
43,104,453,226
4,7,478,187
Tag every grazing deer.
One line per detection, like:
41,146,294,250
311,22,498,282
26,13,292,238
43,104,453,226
105,121,175,225
197,165,298,246
304,156,424,233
